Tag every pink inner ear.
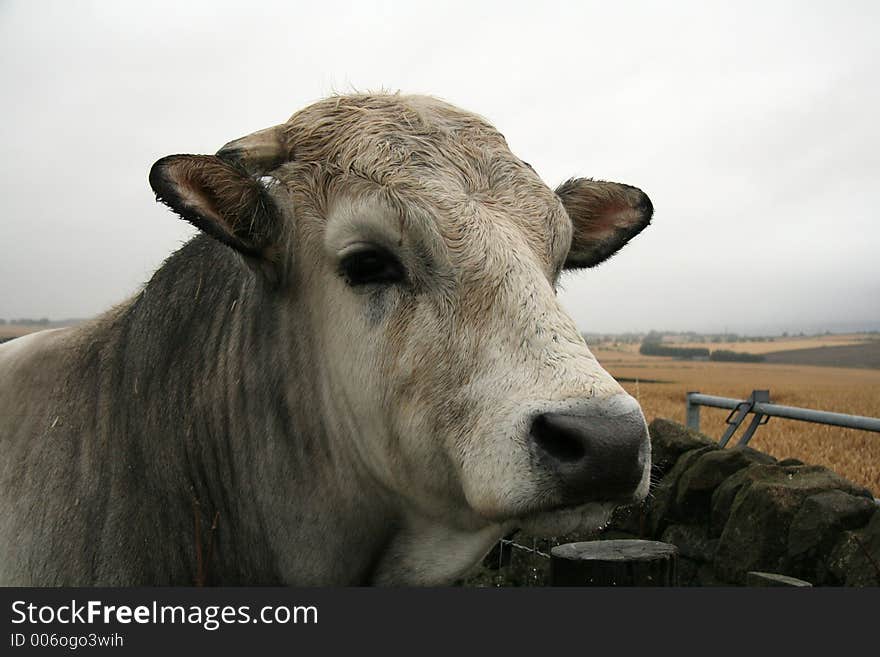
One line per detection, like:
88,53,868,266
173,174,226,226
589,203,640,237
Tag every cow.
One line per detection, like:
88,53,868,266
0,94,653,586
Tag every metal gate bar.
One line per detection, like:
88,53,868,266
685,389,880,446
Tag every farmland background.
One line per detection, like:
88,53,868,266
592,334,880,495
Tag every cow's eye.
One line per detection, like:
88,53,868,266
339,247,405,287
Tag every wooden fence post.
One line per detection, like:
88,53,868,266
550,540,679,586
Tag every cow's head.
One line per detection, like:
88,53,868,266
150,95,652,574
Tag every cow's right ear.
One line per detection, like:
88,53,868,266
149,154,281,260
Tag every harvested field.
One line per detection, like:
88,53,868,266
0,322,81,341
664,333,875,355
763,341,880,369
0,325,43,340
593,347,880,495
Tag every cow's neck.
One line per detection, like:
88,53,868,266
107,236,394,584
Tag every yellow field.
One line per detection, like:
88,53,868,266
0,324,51,339
593,347,880,495
663,333,874,355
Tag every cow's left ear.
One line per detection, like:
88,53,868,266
149,154,281,261
556,178,653,269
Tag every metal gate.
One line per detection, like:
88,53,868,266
685,389,880,447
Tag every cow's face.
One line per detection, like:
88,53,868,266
150,95,652,541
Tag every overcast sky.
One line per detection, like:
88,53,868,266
1,0,877,334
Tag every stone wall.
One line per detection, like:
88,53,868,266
598,419,880,585
461,418,880,586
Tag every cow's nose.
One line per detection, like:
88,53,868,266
530,394,648,502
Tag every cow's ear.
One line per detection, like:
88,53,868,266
556,178,653,269
149,154,281,260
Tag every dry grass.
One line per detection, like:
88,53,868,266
593,347,880,495
0,325,42,339
664,333,875,355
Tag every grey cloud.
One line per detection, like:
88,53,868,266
1,0,877,333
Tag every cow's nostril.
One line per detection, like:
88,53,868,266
529,395,649,503
530,413,587,463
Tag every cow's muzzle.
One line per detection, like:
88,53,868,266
530,394,649,504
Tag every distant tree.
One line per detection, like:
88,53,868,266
643,331,664,345
640,341,710,359
709,350,765,363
